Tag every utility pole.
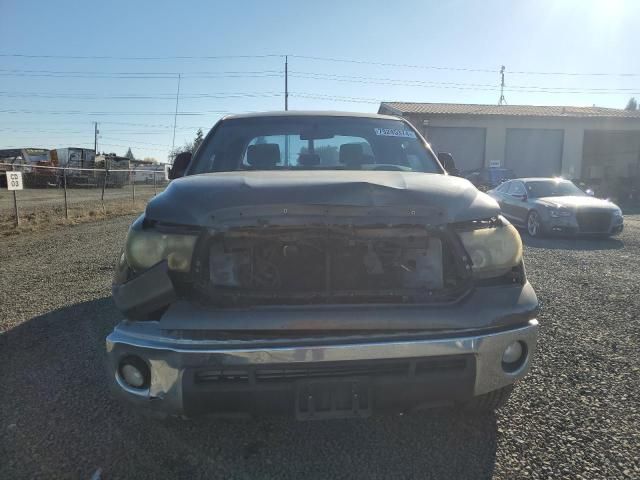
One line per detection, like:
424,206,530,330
284,55,288,111
284,55,289,164
171,73,181,162
94,122,99,153
498,65,507,106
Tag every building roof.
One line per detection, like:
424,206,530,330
379,102,640,119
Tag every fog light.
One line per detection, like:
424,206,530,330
502,341,526,371
119,356,150,389
122,364,145,387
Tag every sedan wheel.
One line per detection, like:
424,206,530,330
527,211,542,237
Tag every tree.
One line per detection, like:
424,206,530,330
193,128,204,152
625,97,638,111
167,128,205,161
169,140,193,161
124,148,135,160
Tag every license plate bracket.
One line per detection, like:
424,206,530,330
295,379,372,420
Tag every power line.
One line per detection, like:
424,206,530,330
0,129,171,135
0,141,169,153
291,93,380,104
0,68,282,75
0,69,283,79
3,82,640,99
100,137,170,147
0,109,231,116
509,69,640,77
0,90,283,99
291,74,640,95
0,120,206,129
98,142,168,152
288,55,640,77
0,53,283,60
2,51,640,76
3,79,640,99
288,54,497,73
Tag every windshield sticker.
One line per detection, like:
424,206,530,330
374,128,417,138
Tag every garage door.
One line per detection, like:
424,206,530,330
426,127,486,173
505,128,563,177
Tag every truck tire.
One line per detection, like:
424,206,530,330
460,385,514,413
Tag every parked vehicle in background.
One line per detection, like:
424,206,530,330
106,111,539,420
94,153,132,188
50,148,97,186
0,148,52,187
488,178,624,237
465,167,515,191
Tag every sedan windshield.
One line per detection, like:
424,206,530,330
525,180,586,198
189,116,442,174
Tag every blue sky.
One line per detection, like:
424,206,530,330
1,0,639,160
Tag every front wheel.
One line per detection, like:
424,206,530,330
527,210,543,237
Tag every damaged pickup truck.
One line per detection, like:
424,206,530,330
106,111,539,419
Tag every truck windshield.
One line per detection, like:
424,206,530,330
189,116,442,174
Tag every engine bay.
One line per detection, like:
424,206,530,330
193,227,466,306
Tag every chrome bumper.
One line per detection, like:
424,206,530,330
106,319,539,415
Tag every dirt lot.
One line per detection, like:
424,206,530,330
0,216,639,479
0,185,163,234
0,184,162,213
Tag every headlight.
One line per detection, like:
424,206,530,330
612,207,623,217
125,220,197,272
548,207,572,218
458,221,523,279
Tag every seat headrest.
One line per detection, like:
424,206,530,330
339,143,365,166
298,152,321,167
247,144,280,169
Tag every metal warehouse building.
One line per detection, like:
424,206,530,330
378,102,640,182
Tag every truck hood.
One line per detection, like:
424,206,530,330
145,170,499,227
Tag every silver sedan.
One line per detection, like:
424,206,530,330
488,178,624,237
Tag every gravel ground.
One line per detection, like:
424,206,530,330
0,215,639,479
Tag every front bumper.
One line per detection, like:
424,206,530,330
106,318,539,417
541,213,624,236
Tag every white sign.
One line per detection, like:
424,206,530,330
489,160,502,168
374,128,417,139
6,171,23,191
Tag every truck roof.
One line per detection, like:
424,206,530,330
223,110,401,121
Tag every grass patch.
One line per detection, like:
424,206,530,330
0,199,147,236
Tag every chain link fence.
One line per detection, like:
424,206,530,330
0,163,169,230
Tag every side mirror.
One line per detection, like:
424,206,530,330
169,152,192,179
585,188,595,197
437,152,459,176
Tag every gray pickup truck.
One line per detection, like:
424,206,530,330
106,111,538,419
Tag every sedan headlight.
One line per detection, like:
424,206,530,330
125,219,198,272
548,207,572,218
458,221,523,279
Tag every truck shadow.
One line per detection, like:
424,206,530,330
0,298,498,480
